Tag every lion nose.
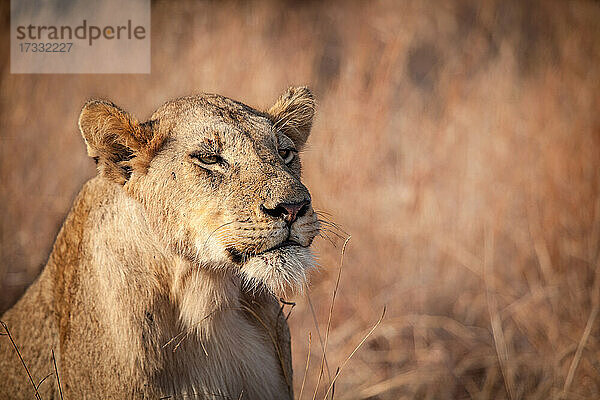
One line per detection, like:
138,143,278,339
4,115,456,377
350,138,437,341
261,200,310,225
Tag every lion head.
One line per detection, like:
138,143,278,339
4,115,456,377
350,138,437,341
78,87,319,296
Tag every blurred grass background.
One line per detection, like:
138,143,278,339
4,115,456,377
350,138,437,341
1,0,600,398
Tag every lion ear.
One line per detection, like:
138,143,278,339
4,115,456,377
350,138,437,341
79,100,158,185
267,86,315,150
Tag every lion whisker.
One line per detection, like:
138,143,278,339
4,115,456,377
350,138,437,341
316,220,348,237
202,221,235,249
317,232,337,247
318,226,347,241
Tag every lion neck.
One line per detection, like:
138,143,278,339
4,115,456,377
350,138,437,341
87,179,286,397
86,178,243,339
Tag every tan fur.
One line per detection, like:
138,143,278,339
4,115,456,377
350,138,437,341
0,87,318,399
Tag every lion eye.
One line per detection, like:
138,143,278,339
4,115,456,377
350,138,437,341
278,149,295,164
190,152,221,165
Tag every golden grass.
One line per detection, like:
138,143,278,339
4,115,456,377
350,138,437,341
1,0,599,398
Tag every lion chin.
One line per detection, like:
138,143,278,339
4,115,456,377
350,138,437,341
239,245,315,298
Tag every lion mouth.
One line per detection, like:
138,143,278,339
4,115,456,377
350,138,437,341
260,240,301,254
226,240,303,264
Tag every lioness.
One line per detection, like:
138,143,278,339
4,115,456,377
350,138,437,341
0,87,319,399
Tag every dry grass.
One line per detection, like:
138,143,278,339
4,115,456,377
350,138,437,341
1,0,600,398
